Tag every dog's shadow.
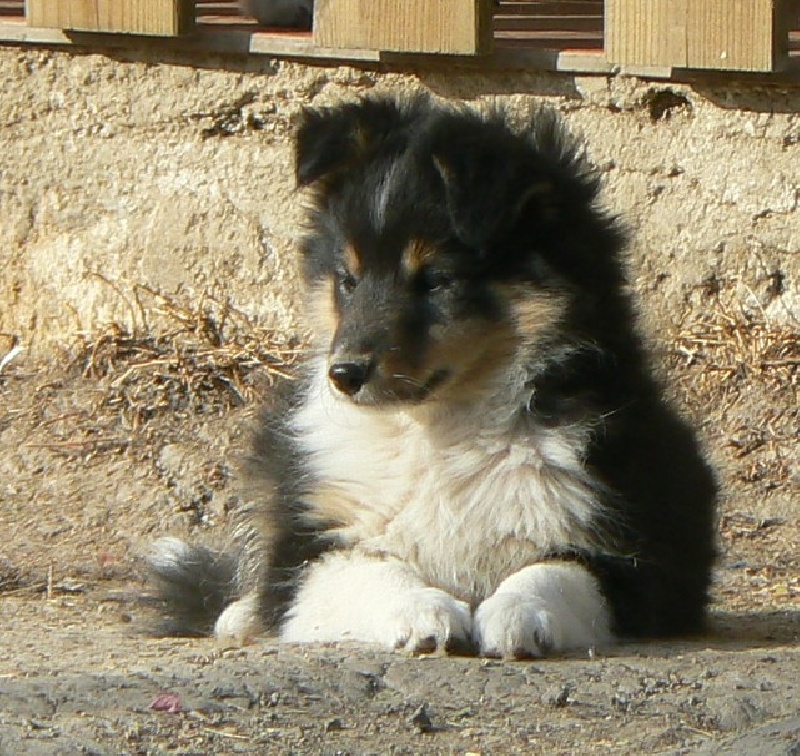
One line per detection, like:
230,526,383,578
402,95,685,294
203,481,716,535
596,609,799,659
706,609,799,648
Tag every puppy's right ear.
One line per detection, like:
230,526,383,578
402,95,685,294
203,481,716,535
295,105,362,187
295,96,427,187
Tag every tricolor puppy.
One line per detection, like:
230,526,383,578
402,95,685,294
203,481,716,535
149,95,716,658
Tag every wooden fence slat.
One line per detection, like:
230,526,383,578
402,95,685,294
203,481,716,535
606,0,687,68
314,0,493,55
606,0,789,72
687,0,788,71
27,0,194,36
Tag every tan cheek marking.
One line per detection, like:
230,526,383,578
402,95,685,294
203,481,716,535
401,238,437,279
438,319,518,401
503,285,566,345
433,285,566,401
344,243,361,278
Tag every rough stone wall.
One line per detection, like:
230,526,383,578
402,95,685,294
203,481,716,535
1,46,798,356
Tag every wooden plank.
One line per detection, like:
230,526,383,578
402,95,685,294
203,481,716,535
687,0,788,71
498,2,603,14
313,0,493,55
494,15,602,34
605,0,687,68
6,14,800,77
606,0,789,72
27,0,194,36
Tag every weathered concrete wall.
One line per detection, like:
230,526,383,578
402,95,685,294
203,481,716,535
1,46,798,355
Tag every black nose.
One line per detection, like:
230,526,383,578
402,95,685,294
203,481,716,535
328,360,371,396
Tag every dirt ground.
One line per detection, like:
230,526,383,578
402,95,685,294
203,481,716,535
0,296,798,755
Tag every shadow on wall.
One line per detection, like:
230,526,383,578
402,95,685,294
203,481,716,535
688,81,800,115
49,44,800,116
415,68,581,101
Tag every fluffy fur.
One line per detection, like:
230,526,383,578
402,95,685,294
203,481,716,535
148,95,716,658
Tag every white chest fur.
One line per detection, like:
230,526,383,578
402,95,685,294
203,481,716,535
291,360,605,605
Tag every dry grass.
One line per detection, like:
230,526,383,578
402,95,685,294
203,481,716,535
2,286,304,458
668,290,799,492
68,285,302,429
68,285,303,429
671,301,799,406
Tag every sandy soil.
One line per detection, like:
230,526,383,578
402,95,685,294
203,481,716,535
0,322,798,754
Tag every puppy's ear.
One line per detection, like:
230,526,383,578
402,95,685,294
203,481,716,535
296,96,426,188
431,109,597,252
295,105,361,187
433,143,555,252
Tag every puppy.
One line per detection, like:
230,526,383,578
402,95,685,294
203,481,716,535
149,95,716,658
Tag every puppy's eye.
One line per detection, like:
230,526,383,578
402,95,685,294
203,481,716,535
417,266,453,293
336,269,358,295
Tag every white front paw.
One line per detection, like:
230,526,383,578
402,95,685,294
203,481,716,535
473,592,559,659
214,593,263,646
385,588,472,654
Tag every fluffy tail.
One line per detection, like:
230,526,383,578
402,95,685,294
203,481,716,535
145,537,237,636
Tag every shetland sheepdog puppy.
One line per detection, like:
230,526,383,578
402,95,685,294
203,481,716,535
148,95,716,658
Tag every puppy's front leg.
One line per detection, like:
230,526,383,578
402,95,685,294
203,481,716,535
473,562,612,658
281,552,472,653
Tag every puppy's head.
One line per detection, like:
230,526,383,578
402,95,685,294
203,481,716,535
295,95,621,406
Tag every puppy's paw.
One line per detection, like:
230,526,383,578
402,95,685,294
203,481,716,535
474,563,612,658
473,592,559,659
385,588,472,654
214,593,263,647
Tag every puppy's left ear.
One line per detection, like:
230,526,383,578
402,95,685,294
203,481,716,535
432,109,601,253
432,133,557,252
